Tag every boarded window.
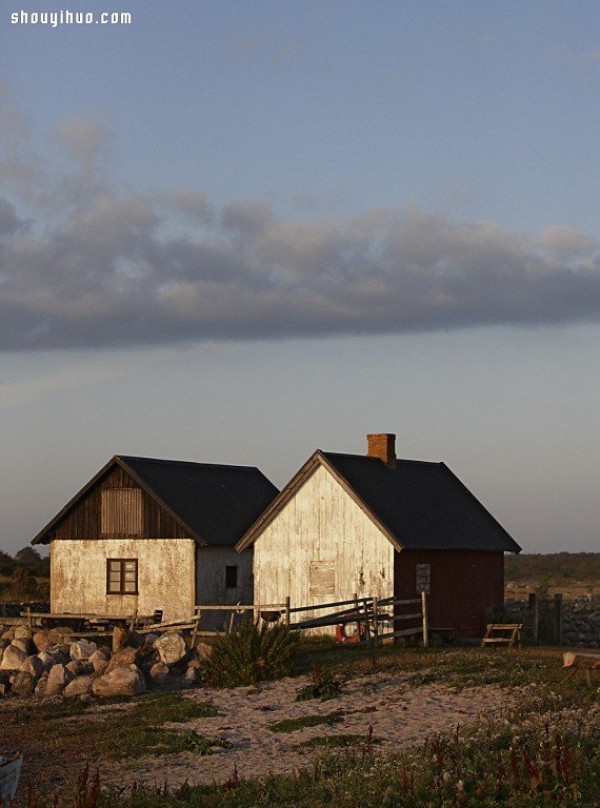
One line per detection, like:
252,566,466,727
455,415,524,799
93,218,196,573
309,561,336,596
101,489,142,536
225,565,238,589
107,559,138,595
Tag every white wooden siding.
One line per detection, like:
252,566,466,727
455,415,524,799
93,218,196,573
253,464,394,629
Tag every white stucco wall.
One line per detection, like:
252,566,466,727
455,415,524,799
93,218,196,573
253,464,394,628
50,538,196,622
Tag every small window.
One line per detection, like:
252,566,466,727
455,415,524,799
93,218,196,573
107,559,138,595
225,565,238,589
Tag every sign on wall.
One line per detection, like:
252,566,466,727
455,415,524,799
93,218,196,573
416,563,431,594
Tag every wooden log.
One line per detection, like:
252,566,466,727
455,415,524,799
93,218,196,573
562,652,600,669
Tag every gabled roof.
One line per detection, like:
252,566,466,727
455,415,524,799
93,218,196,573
32,455,279,547
236,450,521,554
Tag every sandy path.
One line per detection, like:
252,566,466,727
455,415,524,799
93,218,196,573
101,672,514,791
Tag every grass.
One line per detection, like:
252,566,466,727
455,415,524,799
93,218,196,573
267,711,345,733
7,645,600,807
2,691,220,763
297,732,379,749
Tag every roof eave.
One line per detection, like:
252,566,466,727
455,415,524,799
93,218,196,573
31,455,206,547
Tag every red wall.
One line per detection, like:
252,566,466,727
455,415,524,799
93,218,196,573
394,550,504,638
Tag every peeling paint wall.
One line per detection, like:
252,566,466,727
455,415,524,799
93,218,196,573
50,538,195,622
253,464,394,630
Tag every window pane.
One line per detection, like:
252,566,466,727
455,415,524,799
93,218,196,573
123,580,137,593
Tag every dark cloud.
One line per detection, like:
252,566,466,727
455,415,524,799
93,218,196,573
1,109,599,352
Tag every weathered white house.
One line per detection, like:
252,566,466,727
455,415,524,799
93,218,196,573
236,434,521,637
32,456,278,622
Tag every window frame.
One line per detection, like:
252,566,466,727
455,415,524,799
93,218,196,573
106,558,139,595
225,564,238,589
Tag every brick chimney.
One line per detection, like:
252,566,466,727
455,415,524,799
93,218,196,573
367,433,396,468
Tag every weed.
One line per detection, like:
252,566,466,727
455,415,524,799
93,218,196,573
295,662,345,701
268,711,344,732
297,733,374,749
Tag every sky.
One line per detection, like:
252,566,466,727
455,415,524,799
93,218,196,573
1,1,599,556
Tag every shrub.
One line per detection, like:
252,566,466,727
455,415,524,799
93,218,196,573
207,619,298,687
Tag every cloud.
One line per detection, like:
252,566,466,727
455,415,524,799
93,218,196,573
1,109,600,352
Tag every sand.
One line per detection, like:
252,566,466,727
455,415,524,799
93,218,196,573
100,671,514,791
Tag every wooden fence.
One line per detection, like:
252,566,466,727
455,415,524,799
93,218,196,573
20,592,430,648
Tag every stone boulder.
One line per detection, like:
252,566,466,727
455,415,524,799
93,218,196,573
34,671,49,698
194,642,214,663
154,632,187,667
89,649,109,675
0,644,26,671
70,639,97,660
11,638,31,656
45,644,71,664
10,670,36,698
20,654,45,679
0,670,12,696
64,675,95,698
148,661,170,686
37,650,56,671
33,630,51,652
105,646,140,674
92,664,146,698
112,626,131,653
45,663,75,697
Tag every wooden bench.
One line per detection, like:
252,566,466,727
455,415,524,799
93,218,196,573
561,652,600,686
481,624,522,649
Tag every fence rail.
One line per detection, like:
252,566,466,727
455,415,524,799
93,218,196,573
18,592,430,648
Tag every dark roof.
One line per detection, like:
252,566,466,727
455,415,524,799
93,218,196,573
32,455,279,547
237,451,521,553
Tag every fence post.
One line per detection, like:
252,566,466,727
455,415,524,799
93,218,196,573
528,593,539,645
284,596,291,626
554,593,563,646
372,597,379,649
421,591,429,648
353,592,363,640
361,597,372,641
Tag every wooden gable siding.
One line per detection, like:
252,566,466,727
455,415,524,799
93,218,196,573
253,463,394,619
53,465,193,540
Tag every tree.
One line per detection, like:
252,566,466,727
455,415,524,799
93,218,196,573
0,550,16,576
14,546,49,576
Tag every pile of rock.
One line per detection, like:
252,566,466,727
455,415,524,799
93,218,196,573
562,605,600,648
0,623,211,700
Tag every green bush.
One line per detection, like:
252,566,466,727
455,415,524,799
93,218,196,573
207,619,299,687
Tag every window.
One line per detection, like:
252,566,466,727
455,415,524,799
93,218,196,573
107,559,138,594
101,489,142,536
225,565,238,589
